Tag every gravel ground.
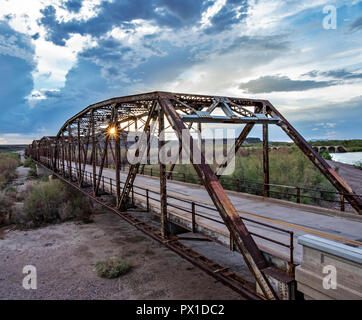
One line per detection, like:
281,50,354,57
0,212,241,300
327,160,362,195
326,160,362,212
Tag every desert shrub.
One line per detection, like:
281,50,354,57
27,166,38,178
0,153,20,188
23,157,34,167
23,180,68,224
0,191,13,225
95,257,132,279
22,179,93,226
25,158,38,178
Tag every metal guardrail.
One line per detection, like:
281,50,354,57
54,163,294,270
138,166,361,213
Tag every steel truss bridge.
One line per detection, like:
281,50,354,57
26,91,362,300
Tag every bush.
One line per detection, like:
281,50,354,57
0,191,13,225
0,152,20,188
22,179,93,226
27,166,38,178
23,180,67,224
95,257,132,279
319,150,332,160
23,157,34,167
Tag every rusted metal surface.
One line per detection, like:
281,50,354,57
263,124,270,198
25,90,361,300
159,105,169,238
158,94,277,299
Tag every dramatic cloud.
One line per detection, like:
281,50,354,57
238,75,338,93
304,69,362,80
350,15,362,32
64,0,83,13
0,0,362,143
0,22,35,133
203,0,248,34
39,0,208,46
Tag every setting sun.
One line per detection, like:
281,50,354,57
108,127,116,135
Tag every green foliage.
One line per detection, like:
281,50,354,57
319,150,332,160
308,139,362,152
0,152,20,189
0,190,14,226
22,179,93,226
22,180,67,224
27,166,38,178
167,147,335,205
23,157,34,167
95,257,132,279
24,157,38,178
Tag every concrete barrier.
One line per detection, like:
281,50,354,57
295,234,362,300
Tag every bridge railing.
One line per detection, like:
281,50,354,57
137,166,361,213
56,163,295,271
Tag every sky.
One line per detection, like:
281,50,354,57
0,0,361,144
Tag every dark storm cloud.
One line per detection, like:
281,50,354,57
204,0,248,34
64,0,83,13
0,22,35,133
304,69,362,80
350,16,362,32
239,75,338,93
225,35,289,52
39,0,208,46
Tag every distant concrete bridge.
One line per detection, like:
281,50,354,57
312,146,347,153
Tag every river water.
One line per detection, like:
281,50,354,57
330,152,362,165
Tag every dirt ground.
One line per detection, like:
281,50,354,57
327,160,362,195
0,211,241,300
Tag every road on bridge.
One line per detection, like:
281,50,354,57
64,161,362,263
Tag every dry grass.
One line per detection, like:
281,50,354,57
0,153,20,189
95,257,132,279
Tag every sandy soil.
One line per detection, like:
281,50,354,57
0,212,241,300
327,160,362,195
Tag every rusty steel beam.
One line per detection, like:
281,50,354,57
266,101,362,214
215,123,255,177
118,101,158,210
159,105,169,238
68,124,72,179
167,121,194,180
114,106,121,207
158,94,277,300
263,124,270,198
91,109,97,193
77,121,82,186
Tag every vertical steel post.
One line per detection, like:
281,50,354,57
91,109,97,193
62,132,65,177
115,111,121,207
159,106,169,238
146,189,150,212
191,202,196,233
68,124,72,180
340,194,345,211
77,121,82,186
263,123,270,197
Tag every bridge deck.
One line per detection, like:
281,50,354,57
63,161,362,264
